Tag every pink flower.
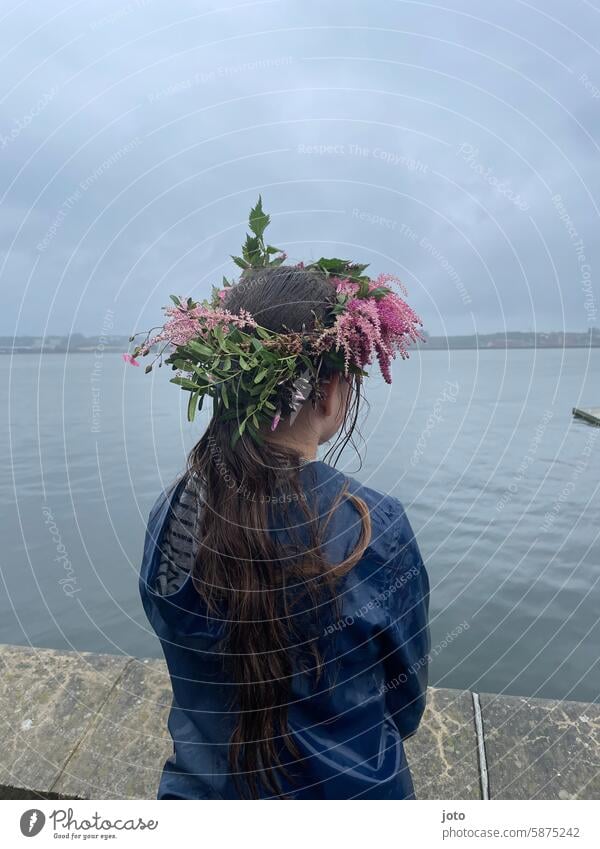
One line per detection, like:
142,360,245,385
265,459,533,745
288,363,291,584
217,289,228,301
271,410,281,431
373,272,408,297
331,284,424,383
122,353,140,366
135,301,257,356
334,277,360,297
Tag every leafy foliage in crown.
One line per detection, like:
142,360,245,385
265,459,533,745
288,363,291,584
125,196,424,446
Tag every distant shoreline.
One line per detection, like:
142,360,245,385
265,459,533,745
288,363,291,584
1,344,599,354
1,329,599,354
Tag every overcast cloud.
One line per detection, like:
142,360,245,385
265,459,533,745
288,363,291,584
1,0,599,336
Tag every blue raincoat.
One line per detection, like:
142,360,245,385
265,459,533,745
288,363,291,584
139,460,430,799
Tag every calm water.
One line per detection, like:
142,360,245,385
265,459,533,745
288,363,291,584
1,349,599,703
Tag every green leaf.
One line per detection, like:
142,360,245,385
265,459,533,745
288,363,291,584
248,195,270,238
190,366,213,383
221,383,229,409
187,390,198,422
349,263,370,276
171,358,194,370
171,376,200,390
186,340,213,357
232,255,250,269
169,295,181,306
253,368,268,384
247,420,264,445
242,235,261,265
368,286,390,299
231,418,246,448
255,325,272,340
312,258,349,274
213,324,226,349
324,349,346,370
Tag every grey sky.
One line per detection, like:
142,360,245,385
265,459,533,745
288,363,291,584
1,0,599,336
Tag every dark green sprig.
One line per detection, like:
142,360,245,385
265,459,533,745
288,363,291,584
230,195,286,272
303,258,371,286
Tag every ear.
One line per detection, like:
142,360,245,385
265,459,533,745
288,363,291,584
319,371,341,417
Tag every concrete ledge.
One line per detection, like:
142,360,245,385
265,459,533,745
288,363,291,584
404,687,481,799
0,644,597,799
0,644,130,798
480,692,600,800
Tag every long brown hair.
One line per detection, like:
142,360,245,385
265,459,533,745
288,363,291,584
186,266,371,797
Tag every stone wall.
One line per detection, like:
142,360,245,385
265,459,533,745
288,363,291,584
0,644,597,799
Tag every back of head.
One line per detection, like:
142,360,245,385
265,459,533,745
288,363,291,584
224,264,336,332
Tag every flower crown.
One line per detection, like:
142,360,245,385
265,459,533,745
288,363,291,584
124,196,425,445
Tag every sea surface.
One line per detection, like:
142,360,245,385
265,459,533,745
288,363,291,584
1,348,598,703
